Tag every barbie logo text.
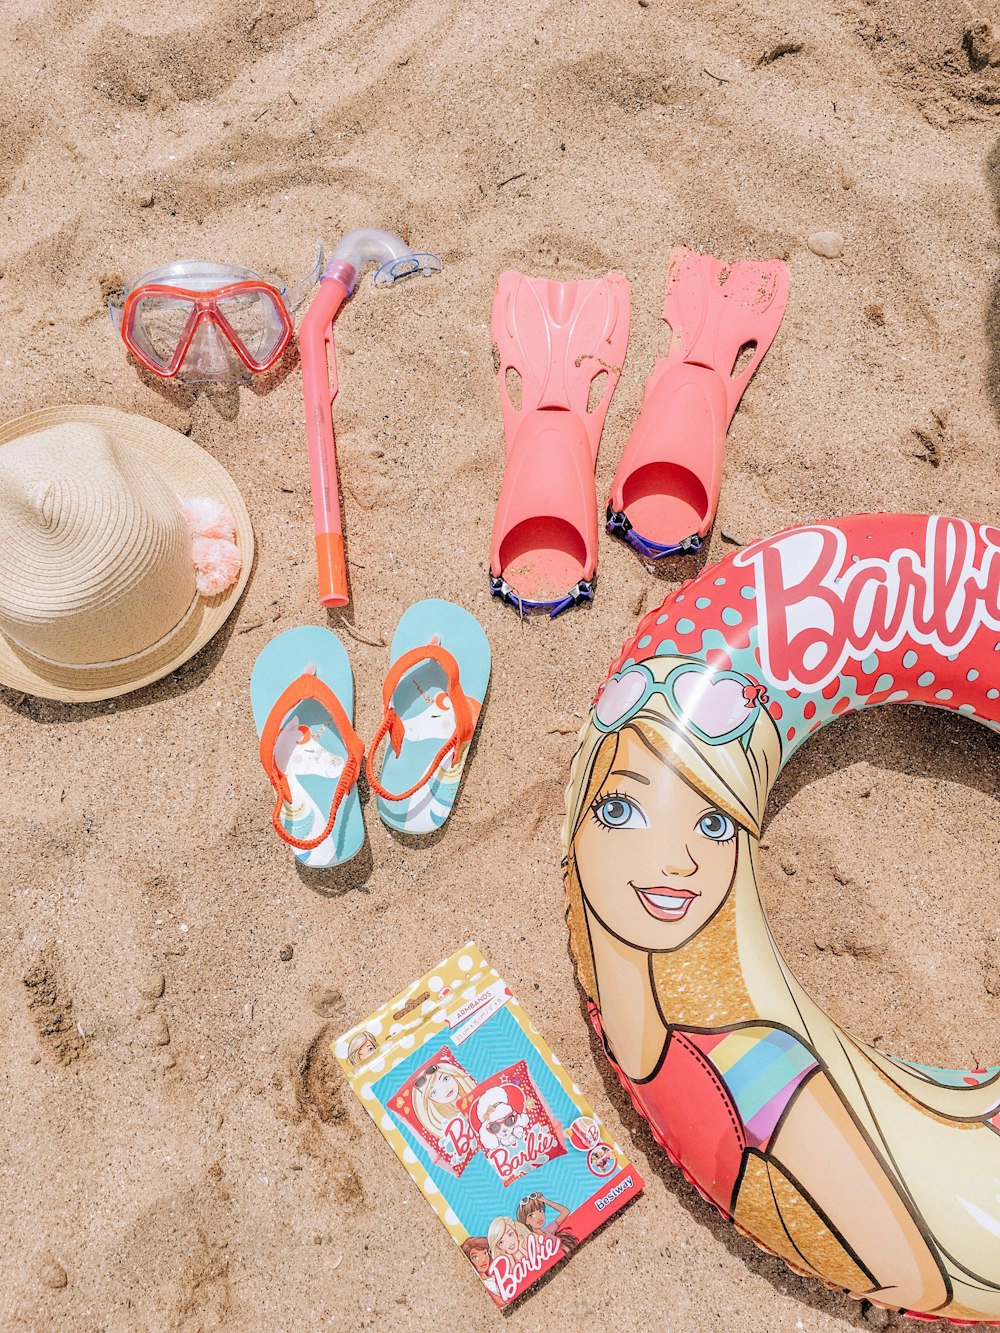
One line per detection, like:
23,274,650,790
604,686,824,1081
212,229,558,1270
488,1232,562,1301
488,1124,558,1182
736,518,1000,692
442,1116,474,1159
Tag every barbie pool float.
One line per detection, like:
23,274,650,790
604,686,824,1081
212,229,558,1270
564,512,1000,1323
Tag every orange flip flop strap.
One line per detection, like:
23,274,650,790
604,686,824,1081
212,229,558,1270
259,672,364,851
365,645,475,803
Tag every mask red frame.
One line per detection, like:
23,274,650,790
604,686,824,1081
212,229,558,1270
119,279,294,378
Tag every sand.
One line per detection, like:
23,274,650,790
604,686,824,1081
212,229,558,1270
1,0,999,1328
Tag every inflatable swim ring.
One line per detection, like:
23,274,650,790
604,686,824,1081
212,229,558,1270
563,513,1000,1323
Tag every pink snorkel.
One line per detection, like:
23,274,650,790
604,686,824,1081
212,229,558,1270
299,228,442,607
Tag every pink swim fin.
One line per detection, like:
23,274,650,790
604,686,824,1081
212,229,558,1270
490,270,630,616
607,247,789,558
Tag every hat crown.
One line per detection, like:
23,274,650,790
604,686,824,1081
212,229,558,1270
0,423,195,665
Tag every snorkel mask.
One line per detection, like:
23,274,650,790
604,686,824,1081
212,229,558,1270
108,245,323,383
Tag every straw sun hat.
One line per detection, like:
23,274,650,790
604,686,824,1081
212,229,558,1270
0,405,253,702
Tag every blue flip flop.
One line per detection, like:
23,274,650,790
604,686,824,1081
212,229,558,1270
365,600,490,834
251,626,365,867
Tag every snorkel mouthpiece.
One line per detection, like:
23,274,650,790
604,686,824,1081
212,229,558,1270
322,228,442,296
373,254,443,287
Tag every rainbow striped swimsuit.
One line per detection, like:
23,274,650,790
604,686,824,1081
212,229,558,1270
694,1025,819,1150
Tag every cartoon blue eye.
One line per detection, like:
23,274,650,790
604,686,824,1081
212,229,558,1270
593,794,648,830
697,810,735,842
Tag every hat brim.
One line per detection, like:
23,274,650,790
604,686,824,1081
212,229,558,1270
0,405,254,703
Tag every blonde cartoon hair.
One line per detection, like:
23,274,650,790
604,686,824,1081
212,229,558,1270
563,654,781,1022
562,651,1000,1311
410,1059,477,1139
487,1215,531,1260
347,1031,376,1066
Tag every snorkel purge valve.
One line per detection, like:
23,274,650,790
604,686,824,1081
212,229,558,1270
299,228,442,609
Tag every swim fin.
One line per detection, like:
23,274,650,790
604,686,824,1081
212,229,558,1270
607,247,789,559
490,269,630,616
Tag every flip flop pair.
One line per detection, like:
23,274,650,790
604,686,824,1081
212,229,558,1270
250,600,490,868
489,249,790,615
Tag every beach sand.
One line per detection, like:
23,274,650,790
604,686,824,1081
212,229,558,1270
1,0,999,1328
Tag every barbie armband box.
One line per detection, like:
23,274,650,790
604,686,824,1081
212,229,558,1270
335,943,643,1307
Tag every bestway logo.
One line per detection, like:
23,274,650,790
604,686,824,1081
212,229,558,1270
595,1175,634,1211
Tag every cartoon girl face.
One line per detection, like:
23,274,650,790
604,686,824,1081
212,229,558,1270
526,1207,545,1230
575,727,738,951
469,1244,490,1275
414,1065,460,1105
427,1070,459,1104
498,1222,521,1256
348,1033,377,1065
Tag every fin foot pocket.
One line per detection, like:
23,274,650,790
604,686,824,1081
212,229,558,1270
621,462,709,544
605,508,703,560
497,516,588,604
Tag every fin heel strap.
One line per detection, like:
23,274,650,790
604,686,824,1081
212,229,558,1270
365,643,475,802
259,672,364,851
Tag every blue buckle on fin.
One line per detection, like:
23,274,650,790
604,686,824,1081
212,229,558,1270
489,574,594,619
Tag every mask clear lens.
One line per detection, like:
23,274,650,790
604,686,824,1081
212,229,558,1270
216,289,287,363
130,294,196,370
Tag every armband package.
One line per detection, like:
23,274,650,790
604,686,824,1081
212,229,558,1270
335,943,643,1307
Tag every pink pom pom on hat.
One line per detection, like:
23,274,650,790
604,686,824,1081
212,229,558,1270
182,496,237,543
182,498,242,595
190,533,243,596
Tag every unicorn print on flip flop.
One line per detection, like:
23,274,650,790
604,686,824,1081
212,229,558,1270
391,659,481,833
368,600,491,837
402,677,453,744
273,713,347,864
397,756,469,833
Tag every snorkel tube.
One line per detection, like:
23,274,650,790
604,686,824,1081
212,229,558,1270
299,228,442,608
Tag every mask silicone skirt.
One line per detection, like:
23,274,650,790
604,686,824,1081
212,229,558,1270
563,513,1000,1324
